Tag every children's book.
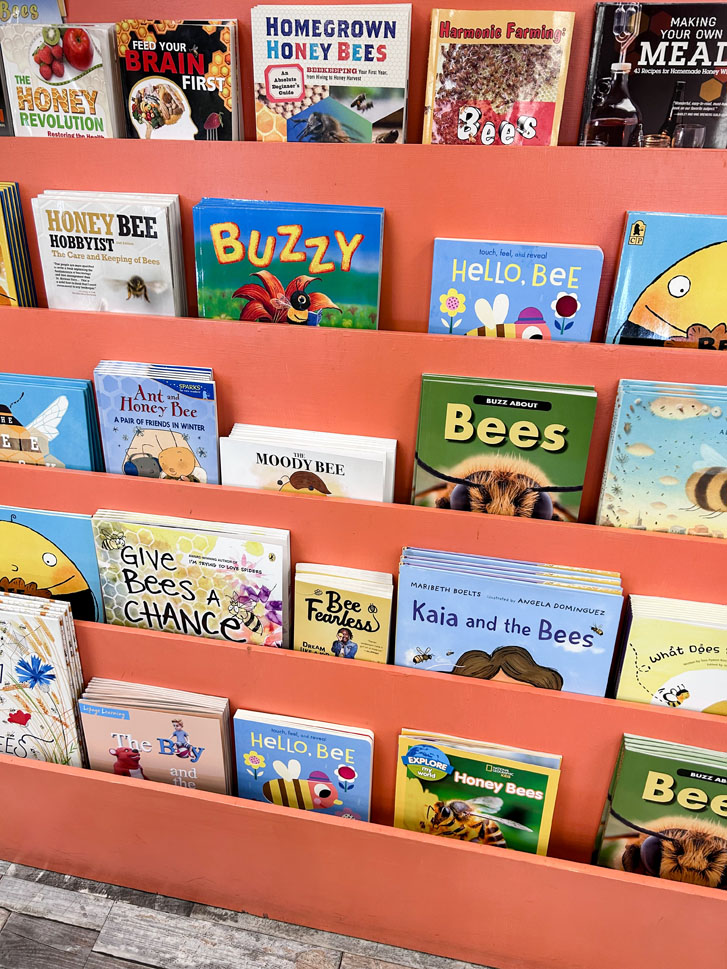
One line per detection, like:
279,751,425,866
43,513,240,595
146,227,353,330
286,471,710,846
594,734,727,890
423,9,574,146
0,23,122,138
94,362,219,484
0,505,104,622
194,198,384,327
597,378,727,536
605,212,727,349
251,4,411,144
92,510,290,646
0,2,66,23
234,708,373,821
429,238,603,341
412,374,597,523
0,182,37,307
116,20,240,141
395,729,561,855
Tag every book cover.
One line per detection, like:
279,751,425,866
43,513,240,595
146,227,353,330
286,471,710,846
606,211,727,349
0,188,19,303
194,198,384,327
234,711,373,820
0,24,119,138
294,576,392,662
581,4,727,149
429,238,603,340
94,368,219,484
423,9,574,146
0,505,103,622
412,374,597,522
251,4,411,143
116,20,237,141
0,2,65,24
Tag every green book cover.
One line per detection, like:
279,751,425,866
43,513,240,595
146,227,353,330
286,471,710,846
412,374,597,522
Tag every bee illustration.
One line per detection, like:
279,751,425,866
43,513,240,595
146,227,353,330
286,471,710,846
685,444,727,517
591,625,604,636
277,471,332,496
660,684,690,707
412,647,433,664
350,94,373,112
234,271,340,325
97,524,125,552
227,592,264,636
446,650,455,656
375,129,399,143
423,798,532,846
106,276,170,304
415,453,583,521
289,112,355,143
263,759,343,811
465,295,551,340
0,393,68,467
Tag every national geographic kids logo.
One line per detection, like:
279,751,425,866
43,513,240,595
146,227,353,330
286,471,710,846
402,744,453,782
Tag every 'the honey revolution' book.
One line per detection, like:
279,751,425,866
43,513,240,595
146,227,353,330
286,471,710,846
423,9,574,146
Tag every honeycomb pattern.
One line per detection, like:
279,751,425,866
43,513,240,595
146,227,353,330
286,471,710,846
256,102,286,141
701,77,723,102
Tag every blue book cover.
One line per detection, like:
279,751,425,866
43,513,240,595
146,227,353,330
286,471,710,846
94,365,219,484
428,238,603,342
234,710,373,821
194,198,384,328
0,374,98,471
394,561,623,697
0,505,104,622
606,212,727,350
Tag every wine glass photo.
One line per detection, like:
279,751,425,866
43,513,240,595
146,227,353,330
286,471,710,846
672,123,706,148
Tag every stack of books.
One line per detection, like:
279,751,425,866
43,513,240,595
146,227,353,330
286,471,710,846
0,182,36,307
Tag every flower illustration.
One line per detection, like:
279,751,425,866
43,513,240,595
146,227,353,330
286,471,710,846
551,292,581,333
334,764,358,792
341,318,353,328
15,655,55,691
334,809,362,821
439,288,466,317
243,750,266,779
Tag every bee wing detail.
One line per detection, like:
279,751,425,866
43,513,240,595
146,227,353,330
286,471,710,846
273,758,301,781
694,443,727,470
272,296,292,310
28,396,68,442
105,279,130,291
492,293,510,326
469,796,504,813
470,812,533,832
474,298,495,326
146,280,170,295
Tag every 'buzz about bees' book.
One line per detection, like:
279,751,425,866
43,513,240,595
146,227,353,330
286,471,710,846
233,709,374,821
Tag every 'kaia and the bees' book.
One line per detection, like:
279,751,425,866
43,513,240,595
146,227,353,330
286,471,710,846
606,212,727,349
251,4,411,144
423,9,574,146
92,511,290,646
116,20,240,141
0,23,122,138
412,374,597,522
597,379,727,537
0,181,37,307
594,734,727,890
395,729,561,855
94,362,219,484
194,198,384,327
234,709,374,821
429,238,603,341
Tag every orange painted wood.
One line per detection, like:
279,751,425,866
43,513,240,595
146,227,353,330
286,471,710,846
0,754,725,969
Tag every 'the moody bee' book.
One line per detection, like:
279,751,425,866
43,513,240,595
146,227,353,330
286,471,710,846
606,212,727,349
412,374,597,522
234,708,374,821
194,198,384,327
429,238,603,341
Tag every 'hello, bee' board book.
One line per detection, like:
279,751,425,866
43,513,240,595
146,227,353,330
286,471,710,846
423,10,574,146
0,505,104,623
32,191,185,316
94,362,219,485
395,730,561,855
429,238,603,342
116,20,240,141
233,709,374,821
412,374,597,522
250,4,411,144
80,678,232,794
92,511,290,647
0,23,122,138
0,182,37,306
606,212,727,349
597,379,727,537
614,595,727,716
594,734,727,890
194,198,384,328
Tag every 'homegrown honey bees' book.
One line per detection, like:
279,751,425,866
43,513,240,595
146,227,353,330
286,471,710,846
94,362,219,484
395,729,561,855
0,182,37,307
412,374,597,522
594,734,727,890
251,4,411,144
606,212,727,349
92,510,290,647
423,9,574,146
116,20,240,141
233,709,374,820
194,198,384,327
429,238,603,341
597,378,727,537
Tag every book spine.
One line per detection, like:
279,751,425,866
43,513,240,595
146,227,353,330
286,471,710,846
421,9,441,145
604,212,632,343
594,382,624,525
578,3,607,145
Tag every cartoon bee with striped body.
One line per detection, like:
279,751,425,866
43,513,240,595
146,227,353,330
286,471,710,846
0,393,68,467
227,592,264,637
686,445,727,517
412,647,433,664
97,524,126,552
660,684,690,708
262,759,343,811
424,797,532,846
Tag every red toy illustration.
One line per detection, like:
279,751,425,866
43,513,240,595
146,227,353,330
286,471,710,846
109,746,147,780
7,710,31,726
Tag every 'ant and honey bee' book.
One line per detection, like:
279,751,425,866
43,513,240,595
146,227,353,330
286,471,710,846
594,734,727,890
234,709,373,820
395,730,561,855
423,9,574,146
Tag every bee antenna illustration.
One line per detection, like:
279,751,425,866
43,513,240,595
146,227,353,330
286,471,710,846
277,475,290,485
414,453,583,493
8,392,24,408
608,801,681,845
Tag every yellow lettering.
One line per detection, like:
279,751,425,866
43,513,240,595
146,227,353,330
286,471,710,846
278,224,305,263
444,403,474,441
306,235,334,274
677,787,708,810
247,230,276,268
510,420,539,449
477,417,506,446
567,266,581,288
335,230,363,272
451,258,466,282
642,770,675,803
541,423,567,453
211,222,244,264
532,264,547,286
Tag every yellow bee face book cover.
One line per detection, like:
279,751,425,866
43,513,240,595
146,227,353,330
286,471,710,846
294,575,392,663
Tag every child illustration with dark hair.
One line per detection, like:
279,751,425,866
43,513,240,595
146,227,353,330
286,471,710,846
452,645,563,690
331,628,358,659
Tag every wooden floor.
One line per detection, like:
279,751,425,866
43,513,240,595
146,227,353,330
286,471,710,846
0,860,490,969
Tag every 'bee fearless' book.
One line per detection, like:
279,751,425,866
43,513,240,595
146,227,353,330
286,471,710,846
234,709,374,821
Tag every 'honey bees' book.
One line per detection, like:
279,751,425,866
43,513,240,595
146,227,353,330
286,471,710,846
233,709,373,821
